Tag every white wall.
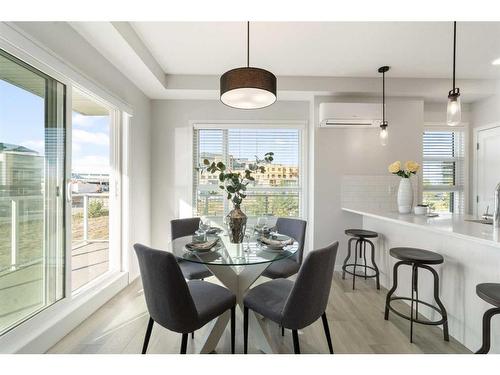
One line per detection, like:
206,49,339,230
313,96,424,265
12,22,152,280
471,88,500,129
424,102,471,124
150,99,309,249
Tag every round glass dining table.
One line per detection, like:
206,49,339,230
167,231,298,353
170,232,298,267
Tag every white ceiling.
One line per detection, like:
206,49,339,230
71,22,500,101
131,22,500,79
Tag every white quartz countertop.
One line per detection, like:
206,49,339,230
342,207,500,248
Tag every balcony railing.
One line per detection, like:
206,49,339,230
0,195,43,273
71,193,109,247
0,192,109,273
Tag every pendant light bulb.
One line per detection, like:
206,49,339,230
378,66,390,146
447,21,461,126
447,90,461,126
379,123,389,146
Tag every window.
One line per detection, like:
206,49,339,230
422,128,466,213
193,126,303,218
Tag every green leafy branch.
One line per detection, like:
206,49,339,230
199,152,274,207
394,170,416,178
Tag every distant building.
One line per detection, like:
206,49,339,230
198,152,299,187
0,143,43,197
71,172,109,192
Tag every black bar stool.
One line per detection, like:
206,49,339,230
475,283,500,354
341,229,380,290
384,247,449,343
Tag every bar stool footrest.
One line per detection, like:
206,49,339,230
342,264,379,279
387,296,447,326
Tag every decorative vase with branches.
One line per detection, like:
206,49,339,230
200,152,274,243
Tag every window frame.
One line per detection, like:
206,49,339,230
191,120,308,219
422,122,469,214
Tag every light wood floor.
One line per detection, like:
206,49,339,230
48,272,471,354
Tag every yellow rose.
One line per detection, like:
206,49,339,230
405,161,420,173
388,161,401,174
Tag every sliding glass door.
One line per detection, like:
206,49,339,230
0,49,65,335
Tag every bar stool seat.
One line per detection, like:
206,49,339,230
475,283,500,354
390,247,444,265
477,283,500,308
344,229,378,238
342,229,380,290
385,247,449,343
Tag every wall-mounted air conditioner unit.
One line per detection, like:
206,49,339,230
319,102,382,128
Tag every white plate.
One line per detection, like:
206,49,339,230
262,246,285,253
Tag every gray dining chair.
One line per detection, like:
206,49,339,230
243,241,338,354
262,217,307,279
134,243,236,354
171,217,213,280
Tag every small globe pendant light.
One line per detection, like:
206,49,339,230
447,21,461,126
378,66,390,146
220,22,277,109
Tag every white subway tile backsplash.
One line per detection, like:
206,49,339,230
341,175,418,211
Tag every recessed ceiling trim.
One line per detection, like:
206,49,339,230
111,22,167,88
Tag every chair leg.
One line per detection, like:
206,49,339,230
476,307,500,354
414,266,419,319
342,238,355,279
321,313,334,354
363,240,368,280
352,239,360,290
424,264,449,342
368,239,380,289
410,264,417,343
180,333,188,354
292,329,300,354
231,306,235,354
244,306,249,354
385,261,404,320
281,326,285,336
142,317,154,354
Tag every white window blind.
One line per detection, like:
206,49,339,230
193,126,302,218
422,129,465,213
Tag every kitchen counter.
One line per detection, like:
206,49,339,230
342,207,500,248
342,206,500,353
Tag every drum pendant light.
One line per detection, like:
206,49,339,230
378,66,390,146
447,21,461,126
220,22,277,109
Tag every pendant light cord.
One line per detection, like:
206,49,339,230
382,71,385,123
247,21,250,68
452,21,456,91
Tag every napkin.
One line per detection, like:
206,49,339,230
186,238,219,251
259,236,294,248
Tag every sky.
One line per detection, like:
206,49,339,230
0,80,110,174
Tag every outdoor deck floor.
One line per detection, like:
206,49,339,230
0,242,109,332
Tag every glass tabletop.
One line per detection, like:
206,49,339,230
169,232,298,266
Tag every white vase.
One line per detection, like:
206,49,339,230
397,178,413,214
